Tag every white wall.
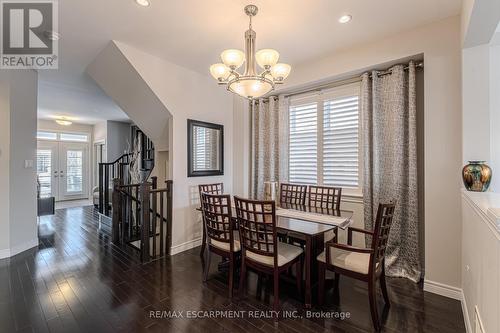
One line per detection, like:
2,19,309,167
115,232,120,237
462,45,491,163
106,120,130,161
93,121,107,144
88,41,234,253
116,42,234,254
461,191,500,333
87,43,170,152
461,41,500,192
0,73,11,255
490,43,500,192
0,70,38,258
234,16,463,288
461,0,500,48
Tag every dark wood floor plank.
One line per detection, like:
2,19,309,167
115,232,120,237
0,206,466,333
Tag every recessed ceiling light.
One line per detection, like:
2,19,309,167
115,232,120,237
135,0,150,7
339,15,352,24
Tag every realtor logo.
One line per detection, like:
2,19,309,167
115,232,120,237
1,0,58,69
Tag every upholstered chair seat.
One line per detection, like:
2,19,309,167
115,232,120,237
246,242,303,267
210,231,241,252
317,247,379,275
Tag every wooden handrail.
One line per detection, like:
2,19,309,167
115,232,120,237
100,153,132,166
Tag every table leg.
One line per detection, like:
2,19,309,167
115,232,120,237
305,235,312,309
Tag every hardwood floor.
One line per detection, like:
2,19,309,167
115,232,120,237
0,206,465,333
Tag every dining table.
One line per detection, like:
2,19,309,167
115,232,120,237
198,201,354,308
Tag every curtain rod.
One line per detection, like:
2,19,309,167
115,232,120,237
283,61,423,99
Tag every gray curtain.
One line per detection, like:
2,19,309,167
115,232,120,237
251,95,289,198
361,61,421,282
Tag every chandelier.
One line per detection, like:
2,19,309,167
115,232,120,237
209,4,291,99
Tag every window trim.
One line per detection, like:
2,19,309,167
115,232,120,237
288,82,363,197
37,130,90,143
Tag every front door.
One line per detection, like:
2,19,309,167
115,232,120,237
36,141,89,201
59,142,88,201
36,141,59,198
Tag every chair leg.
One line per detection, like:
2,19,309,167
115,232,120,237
296,256,303,299
228,254,234,298
380,266,390,306
317,262,326,306
334,273,340,290
203,248,211,282
238,258,246,298
273,270,280,321
199,228,206,257
368,278,380,331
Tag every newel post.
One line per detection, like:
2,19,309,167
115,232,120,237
165,180,173,256
111,178,122,244
140,181,151,262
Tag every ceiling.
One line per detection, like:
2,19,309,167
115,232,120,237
38,0,462,124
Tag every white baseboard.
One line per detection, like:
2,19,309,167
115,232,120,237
461,293,472,333
170,237,202,256
423,279,462,300
0,238,39,259
424,279,471,333
0,248,10,259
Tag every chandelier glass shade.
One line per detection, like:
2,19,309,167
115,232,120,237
210,5,291,99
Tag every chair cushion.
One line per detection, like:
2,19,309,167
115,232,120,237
246,242,303,267
210,231,241,252
317,247,376,275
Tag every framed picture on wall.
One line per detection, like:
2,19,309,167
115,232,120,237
187,119,224,177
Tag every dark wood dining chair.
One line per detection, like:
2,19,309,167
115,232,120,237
279,183,307,205
234,196,303,319
317,202,396,332
200,192,240,298
199,183,224,256
279,183,307,244
308,185,342,210
308,185,342,242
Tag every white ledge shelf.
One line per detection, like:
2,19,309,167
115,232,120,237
462,189,500,235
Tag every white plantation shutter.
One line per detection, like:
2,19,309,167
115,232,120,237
288,82,361,191
289,102,317,184
323,94,359,187
193,126,220,171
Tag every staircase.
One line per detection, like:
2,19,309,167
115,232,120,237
98,127,155,217
97,126,173,262
112,177,173,262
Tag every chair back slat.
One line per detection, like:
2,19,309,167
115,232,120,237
279,183,307,205
200,193,234,251
308,185,342,210
199,183,224,198
234,196,277,262
371,202,396,267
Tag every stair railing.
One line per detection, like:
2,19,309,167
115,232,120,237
98,153,132,216
112,177,173,262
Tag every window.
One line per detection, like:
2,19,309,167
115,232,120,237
37,131,89,142
288,83,361,192
289,102,317,184
60,133,89,142
37,131,57,140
